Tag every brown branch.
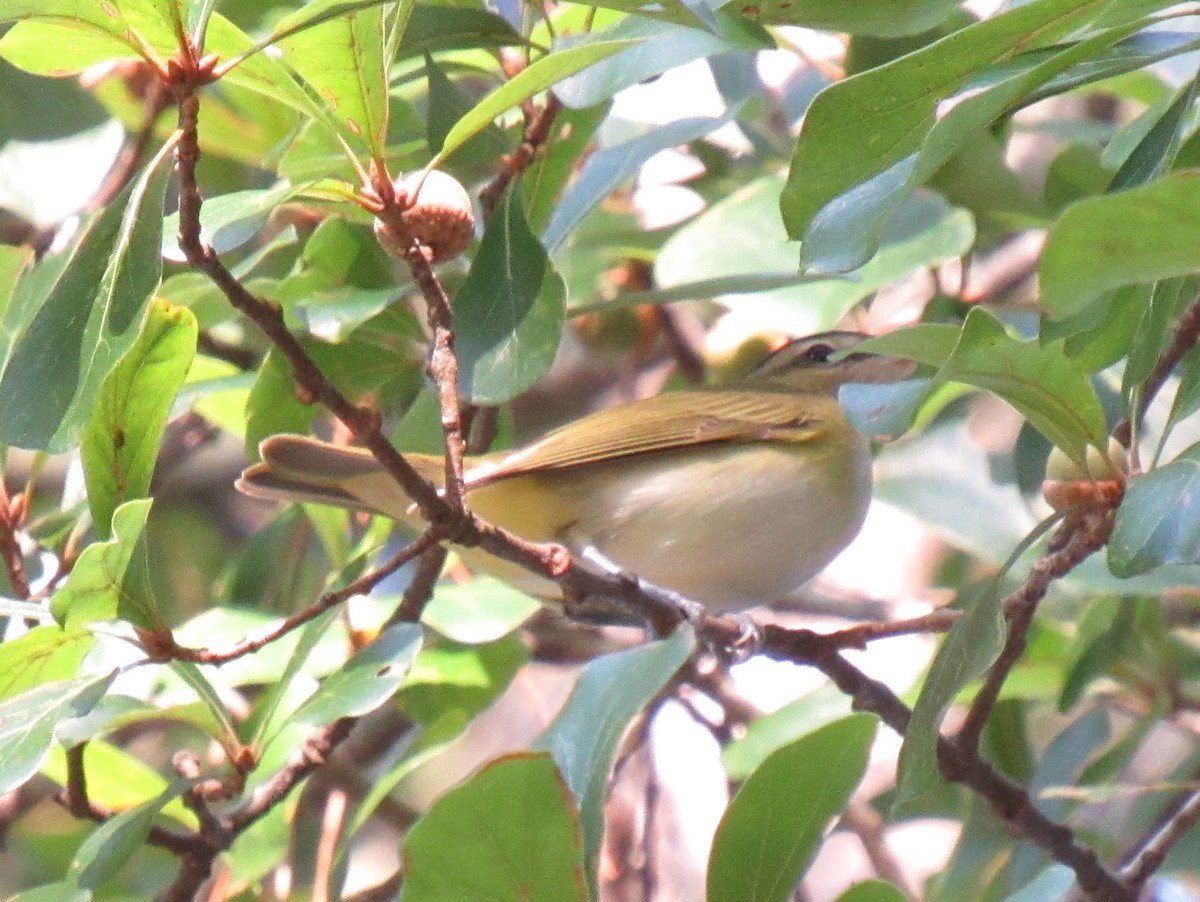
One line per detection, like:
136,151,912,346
85,77,171,213
0,476,30,600
196,330,259,370
841,802,918,901
1137,289,1200,423
169,528,443,665
225,716,357,834
794,647,1131,902
683,655,762,733
655,305,706,385
173,92,575,594
1118,762,1200,894
954,508,1116,756
386,543,447,627
1116,287,1200,447
57,743,197,857
478,93,563,218
406,243,468,511
173,90,453,536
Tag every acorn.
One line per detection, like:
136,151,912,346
373,169,475,263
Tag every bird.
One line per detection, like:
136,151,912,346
236,332,913,612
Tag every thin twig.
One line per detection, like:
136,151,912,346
0,477,30,600
386,543,447,627
478,93,563,218
1116,287,1200,448
798,648,1131,902
406,243,468,511
1119,760,1200,893
954,509,1116,756
57,742,196,857
86,78,171,212
655,306,706,385
173,91,452,532
169,529,442,665
841,802,918,901
197,330,259,370
225,717,357,834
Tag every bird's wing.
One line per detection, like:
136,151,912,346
478,390,831,484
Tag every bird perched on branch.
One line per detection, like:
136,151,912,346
237,332,913,611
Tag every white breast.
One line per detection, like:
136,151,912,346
558,437,872,611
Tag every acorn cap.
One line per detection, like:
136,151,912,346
374,169,476,262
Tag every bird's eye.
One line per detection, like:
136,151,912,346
802,342,835,363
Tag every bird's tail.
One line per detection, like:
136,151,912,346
236,434,443,521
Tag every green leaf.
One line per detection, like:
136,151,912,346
1043,143,1112,214
340,710,469,857
288,622,423,727
544,112,737,253
656,178,973,334
81,301,197,540
864,309,1109,465
526,103,608,236
0,58,107,143
401,753,587,902
894,582,1006,808
0,243,29,328
1002,865,1075,902
166,660,243,755
1008,709,1111,887
206,14,328,118
553,15,770,110
835,880,909,902
534,626,693,883
50,500,153,628
943,310,1109,465
273,0,388,155
0,138,172,451
421,577,541,644
42,738,196,828
1041,172,1200,318
245,336,411,454
721,683,852,780
0,671,116,795
781,0,1143,271
707,714,877,902
1109,441,1200,576
244,610,340,749
0,0,175,60
68,782,186,890
397,6,522,58
752,0,960,31
400,635,529,726
6,882,92,902
424,55,509,166
894,516,1059,808
435,38,641,164
1123,277,1193,395
1109,73,1200,191
455,185,565,405
161,183,300,263
0,625,95,703
1058,598,1137,710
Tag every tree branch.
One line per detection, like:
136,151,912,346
955,508,1116,756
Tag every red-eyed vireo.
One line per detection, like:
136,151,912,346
237,332,913,612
